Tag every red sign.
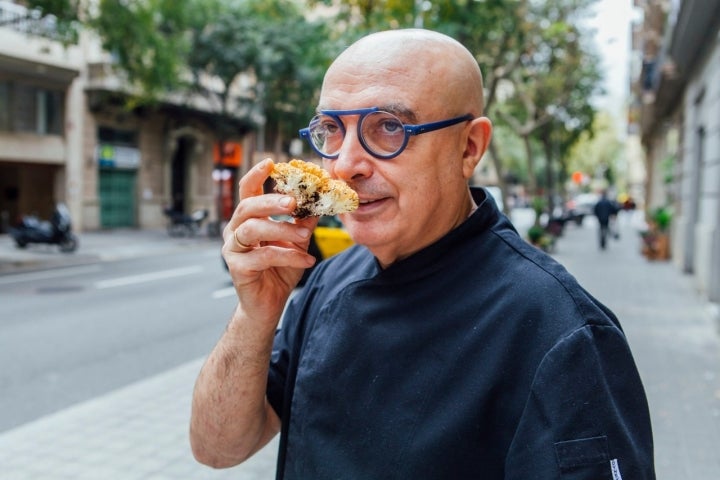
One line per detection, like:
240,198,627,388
214,142,242,167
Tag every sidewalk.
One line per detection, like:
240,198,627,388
1,214,719,479
0,228,219,275
0,359,279,480
553,212,720,480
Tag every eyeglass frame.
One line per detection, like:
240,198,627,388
298,107,475,160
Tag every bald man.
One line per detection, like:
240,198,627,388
191,29,655,479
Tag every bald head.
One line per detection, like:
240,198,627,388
316,29,493,266
324,29,485,116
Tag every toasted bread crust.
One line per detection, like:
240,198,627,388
269,159,359,218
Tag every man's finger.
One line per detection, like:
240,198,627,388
239,158,274,199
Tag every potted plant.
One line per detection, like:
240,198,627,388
652,206,672,232
641,206,672,260
527,224,545,245
525,196,556,252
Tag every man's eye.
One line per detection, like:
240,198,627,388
379,119,403,134
319,120,340,135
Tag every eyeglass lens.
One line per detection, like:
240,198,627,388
308,111,407,158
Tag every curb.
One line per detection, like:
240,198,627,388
0,230,220,276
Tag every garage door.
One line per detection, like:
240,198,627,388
99,169,136,228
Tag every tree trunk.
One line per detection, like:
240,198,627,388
487,138,508,214
542,134,555,214
523,134,537,197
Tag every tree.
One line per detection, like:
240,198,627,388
97,1,333,155
303,1,602,200
12,0,80,43
91,0,200,103
432,0,533,208
29,0,605,207
566,112,623,191
493,0,602,209
26,0,79,19
27,0,333,147
184,0,331,156
249,6,332,156
305,0,534,209
185,1,262,142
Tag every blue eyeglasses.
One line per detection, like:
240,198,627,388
299,107,474,160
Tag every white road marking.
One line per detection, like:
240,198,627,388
211,286,236,299
95,266,203,289
0,265,102,286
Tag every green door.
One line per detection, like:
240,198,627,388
99,170,136,228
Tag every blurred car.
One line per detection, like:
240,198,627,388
313,215,354,259
565,193,599,226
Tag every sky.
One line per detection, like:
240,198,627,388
584,0,637,126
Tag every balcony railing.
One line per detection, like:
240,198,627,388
0,0,74,43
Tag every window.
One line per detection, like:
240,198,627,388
98,127,138,147
37,89,63,134
14,83,36,132
0,81,64,135
0,82,9,131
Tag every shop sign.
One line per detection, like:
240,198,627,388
96,144,141,169
214,141,242,167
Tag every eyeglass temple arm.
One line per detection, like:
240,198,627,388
405,114,474,135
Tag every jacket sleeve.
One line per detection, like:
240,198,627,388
505,325,656,479
267,288,310,418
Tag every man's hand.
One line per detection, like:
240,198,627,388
222,158,318,324
190,159,317,468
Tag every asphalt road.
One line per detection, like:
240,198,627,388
0,245,238,433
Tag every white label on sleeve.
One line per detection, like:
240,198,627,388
610,458,623,480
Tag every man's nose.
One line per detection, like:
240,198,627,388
329,125,372,181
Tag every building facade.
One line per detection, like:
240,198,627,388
0,1,274,236
633,0,720,302
0,0,84,232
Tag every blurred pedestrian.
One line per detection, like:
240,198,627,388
594,190,620,249
190,29,655,479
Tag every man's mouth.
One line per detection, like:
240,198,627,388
356,197,389,211
359,197,384,205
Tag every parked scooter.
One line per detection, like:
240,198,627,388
163,207,209,237
10,203,79,253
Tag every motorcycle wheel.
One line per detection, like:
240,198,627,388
167,223,188,237
59,234,79,253
15,239,28,249
206,221,221,238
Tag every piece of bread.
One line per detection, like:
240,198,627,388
269,159,359,218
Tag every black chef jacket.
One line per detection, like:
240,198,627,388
267,188,655,480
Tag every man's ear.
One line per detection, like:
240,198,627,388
462,117,493,179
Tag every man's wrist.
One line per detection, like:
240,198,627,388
221,305,276,369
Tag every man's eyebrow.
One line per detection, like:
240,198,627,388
379,104,418,123
314,104,419,123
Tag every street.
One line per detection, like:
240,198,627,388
0,243,237,432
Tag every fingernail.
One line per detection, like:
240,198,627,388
280,197,293,208
298,227,311,238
